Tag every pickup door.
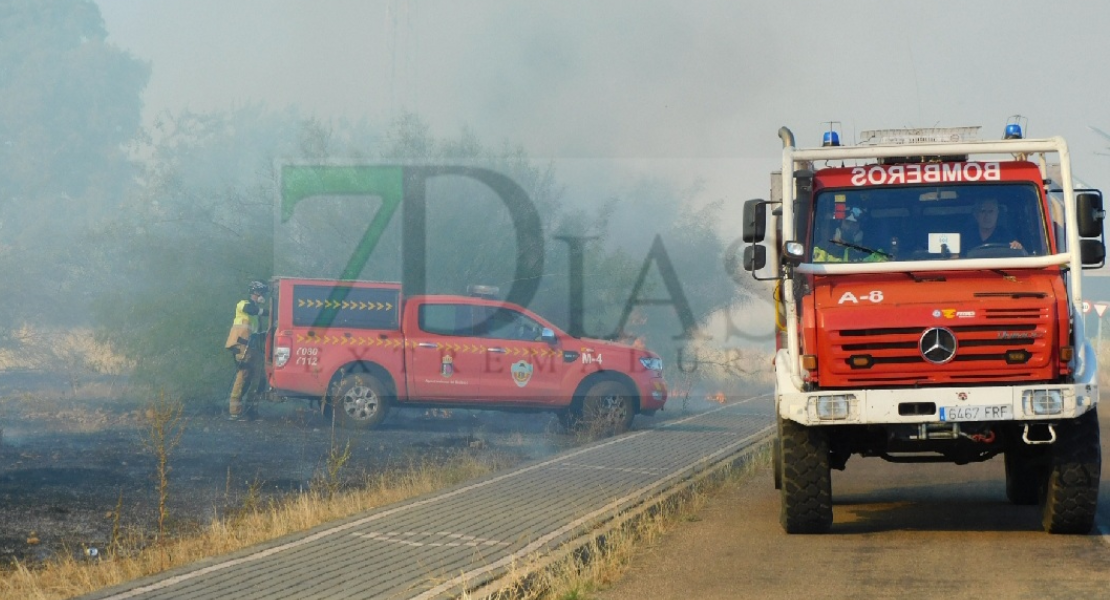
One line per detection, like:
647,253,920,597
478,305,568,405
404,301,488,400
403,298,570,405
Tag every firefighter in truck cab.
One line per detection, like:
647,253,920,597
811,204,891,263
225,280,269,421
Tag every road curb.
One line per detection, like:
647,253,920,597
465,425,775,599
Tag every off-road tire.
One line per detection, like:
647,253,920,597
581,381,635,436
780,419,832,533
329,372,390,430
1041,408,1101,534
773,417,784,490
1004,448,1044,506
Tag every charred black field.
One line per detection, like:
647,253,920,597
0,371,572,566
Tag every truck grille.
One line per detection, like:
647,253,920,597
825,307,1052,386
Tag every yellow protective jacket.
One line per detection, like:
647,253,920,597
812,245,890,263
225,300,261,349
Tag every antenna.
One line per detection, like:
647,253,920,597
821,121,843,166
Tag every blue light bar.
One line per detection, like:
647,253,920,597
1004,123,1023,139
822,131,841,147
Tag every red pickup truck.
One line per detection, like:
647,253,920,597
264,277,668,432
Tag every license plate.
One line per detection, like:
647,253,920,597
939,404,1013,422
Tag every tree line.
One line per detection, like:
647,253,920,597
1,1,750,402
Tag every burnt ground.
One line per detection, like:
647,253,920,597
0,371,593,567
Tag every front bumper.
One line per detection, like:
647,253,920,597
637,378,669,411
775,350,1098,426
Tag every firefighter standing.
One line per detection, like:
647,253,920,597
226,280,269,420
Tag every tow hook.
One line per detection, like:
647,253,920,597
1022,424,1057,445
967,430,996,444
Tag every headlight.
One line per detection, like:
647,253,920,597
1022,389,1063,416
639,356,663,374
807,394,856,421
784,241,806,260
274,346,290,368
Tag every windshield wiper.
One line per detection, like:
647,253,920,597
828,239,892,258
903,271,946,282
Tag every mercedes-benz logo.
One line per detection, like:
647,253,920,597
920,327,958,364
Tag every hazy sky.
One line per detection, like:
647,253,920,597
95,1,1110,168
90,0,1110,337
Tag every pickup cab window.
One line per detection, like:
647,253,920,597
417,303,478,336
418,303,547,341
481,307,545,341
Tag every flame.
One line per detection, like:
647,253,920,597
706,391,727,404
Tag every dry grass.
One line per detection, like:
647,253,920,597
477,445,772,600
0,326,132,375
0,326,134,402
142,395,186,555
1097,346,1110,389
0,452,510,600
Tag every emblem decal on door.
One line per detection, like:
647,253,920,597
511,360,533,387
441,354,454,378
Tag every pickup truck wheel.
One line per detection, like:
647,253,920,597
582,381,635,435
1004,449,1044,505
331,373,389,429
1041,408,1101,534
779,419,832,534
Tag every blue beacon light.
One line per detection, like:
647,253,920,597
1004,123,1023,139
822,131,841,147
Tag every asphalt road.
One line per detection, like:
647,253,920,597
601,404,1110,600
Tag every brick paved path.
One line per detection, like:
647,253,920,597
82,396,774,600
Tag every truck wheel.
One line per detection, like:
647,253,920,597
1004,449,1044,506
772,439,783,490
1041,408,1101,534
581,381,635,435
779,419,832,533
773,418,783,490
330,372,390,429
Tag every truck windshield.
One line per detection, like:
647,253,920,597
810,182,1049,263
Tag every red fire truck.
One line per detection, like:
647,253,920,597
743,122,1105,534
263,277,668,433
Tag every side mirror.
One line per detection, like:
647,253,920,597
1080,238,1105,268
541,327,557,344
1077,191,1105,238
782,241,806,266
742,199,767,243
743,245,766,271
